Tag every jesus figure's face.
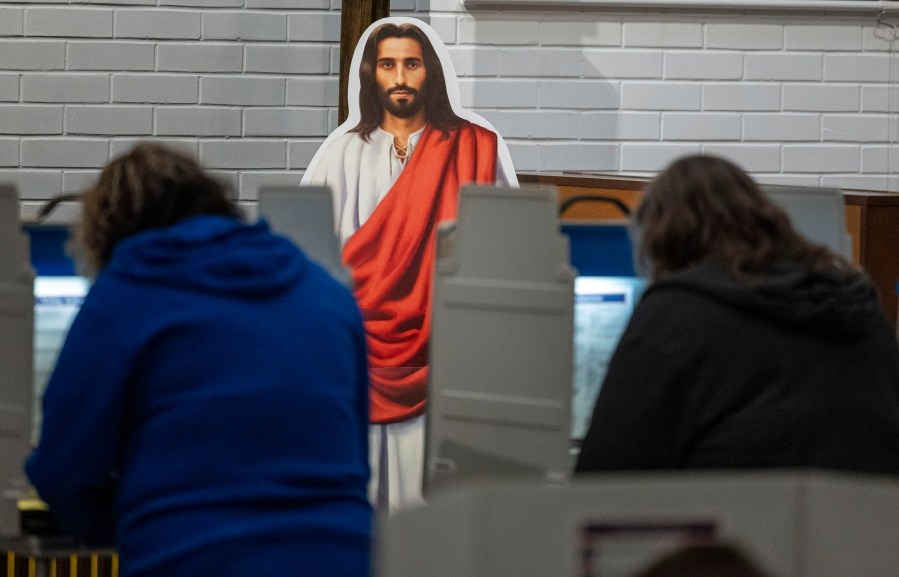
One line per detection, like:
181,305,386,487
375,36,428,119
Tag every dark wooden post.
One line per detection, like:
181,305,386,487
338,0,390,125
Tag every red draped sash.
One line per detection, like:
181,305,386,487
342,121,498,423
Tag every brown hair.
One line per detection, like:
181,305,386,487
634,155,849,282
351,22,462,141
75,142,240,276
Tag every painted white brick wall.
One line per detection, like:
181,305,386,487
861,85,899,112
580,111,660,140
6,2,345,210
537,80,618,109
743,114,821,141
705,23,783,50
624,22,703,48
621,142,701,171
458,79,538,108
663,52,743,81
26,8,114,38
661,112,741,140
0,41,66,70
436,5,898,191
540,21,621,47
862,145,899,172
22,140,109,168
500,48,582,77
583,50,663,79
288,139,326,170
113,74,200,104
158,44,244,73
62,171,102,196
244,109,330,137
484,110,581,139
0,8,24,36
286,75,338,106
621,82,702,110
744,54,823,81
200,139,286,169
287,12,341,42
0,76,19,102
0,106,63,134
782,84,860,112
702,144,782,172
200,77,286,106
69,42,155,71
446,46,499,76
66,106,154,135
0,139,19,167
115,10,203,40
245,45,331,74
5,1,899,215
22,75,110,103
702,83,781,111
156,107,241,136
825,53,894,82
783,144,861,172
784,24,863,51
207,12,288,41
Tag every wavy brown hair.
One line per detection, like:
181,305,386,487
75,143,240,276
351,22,462,141
634,155,851,282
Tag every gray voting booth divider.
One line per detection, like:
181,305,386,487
762,185,852,261
256,185,349,286
380,471,899,577
0,185,35,536
425,184,576,494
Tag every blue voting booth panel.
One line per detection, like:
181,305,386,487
561,222,636,277
25,225,76,277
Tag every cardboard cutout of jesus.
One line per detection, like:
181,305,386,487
302,17,517,510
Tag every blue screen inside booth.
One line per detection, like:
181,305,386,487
24,225,90,445
561,223,646,441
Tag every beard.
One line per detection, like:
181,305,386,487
380,85,425,119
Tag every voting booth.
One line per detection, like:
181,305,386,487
762,185,852,260
257,185,350,286
379,471,899,577
0,185,35,537
426,185,576,494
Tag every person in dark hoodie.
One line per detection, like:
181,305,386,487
575,154,899,474
25,143,372,577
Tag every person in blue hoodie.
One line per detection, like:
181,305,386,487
575,154,899,474
25,143,372,577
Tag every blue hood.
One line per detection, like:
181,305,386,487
105,216,308,298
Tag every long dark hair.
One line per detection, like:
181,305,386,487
634,154,851,282
351,22,463,141
75,142,241,276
